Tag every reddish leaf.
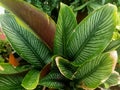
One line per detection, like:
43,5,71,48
0,0,56,49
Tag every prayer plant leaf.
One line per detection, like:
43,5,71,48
104,39,120,52
21,69,40,90
55,56,77,80
0,75,24,90
101,71,120,88
0,14,52,68
54,3,77,57
74,51,117,89
0,0,56,48
67,4,117,66
0,63,30,74
39,70,66,89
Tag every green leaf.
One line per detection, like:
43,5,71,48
101,71,120,88
55,56,77,80
21,69,40,90
39,70,66,89
67,4,117,66
0,75,24,90
0,14,52,68
0,63,31,74
54,3,77,57
74,51,117,89
0,0,56,48
104,39,120,52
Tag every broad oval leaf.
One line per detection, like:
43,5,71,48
55,56,77,80
0,63,30,74
54,3,77,57
67,4,117,66
21,69,40,90
0,14,52,68
0,75,24,90
74,51,117,89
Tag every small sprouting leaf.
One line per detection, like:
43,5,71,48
74,51,117,89
39,70,66,89
0,63,30,74
54,3,77,57
67,4,117,66
21,69,40,90
55,56,77,80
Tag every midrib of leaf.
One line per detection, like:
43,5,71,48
16,30,45,67
3,21,45,67
72,19,100,61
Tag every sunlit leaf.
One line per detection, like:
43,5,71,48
21,69,40,90
0,63,30,74
67,4,117,66
74,51,117,89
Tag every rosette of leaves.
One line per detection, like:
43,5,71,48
0,1,119,90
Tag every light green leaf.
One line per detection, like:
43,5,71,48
104,39,120,52
67,4,117,66
0,75,24,90
0,63,31,74
74,51,117,89
39,70,66,89
101,71,120,88
54,3,77,57
0,14,52,68
55,56,77,80
21,69,40,90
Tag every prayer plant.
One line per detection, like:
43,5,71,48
0,0,120,90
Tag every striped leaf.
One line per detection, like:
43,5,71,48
74,51,117,89
55,56,77,80
0,0,56,48
101,71,120,88
67,4,117,66
54,3,77,57
0,75,24,90
21,69,40,90
0,14,52,68
39,70,66,89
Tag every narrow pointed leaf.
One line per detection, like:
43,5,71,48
0,14,52,68
22,69,40,90
0,0,56,48
0,63,30,74
39,70,66,89
54,3,77,57
67,4,117,66
74,51,117,89
55,56,77,80
0,75,24,90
